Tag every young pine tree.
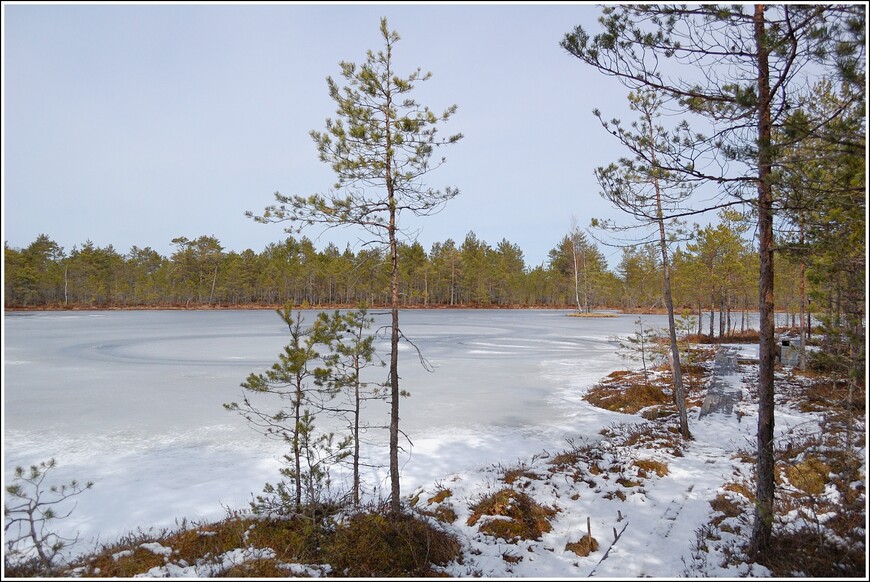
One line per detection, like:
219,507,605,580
248,18,462,513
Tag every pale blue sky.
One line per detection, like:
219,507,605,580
3,2,641,268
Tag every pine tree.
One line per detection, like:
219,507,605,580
592,89,694,438
562,4,863,554
225,306,350,513
247,18,461,513
312,307,385,505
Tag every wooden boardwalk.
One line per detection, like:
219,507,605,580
699,346,744,418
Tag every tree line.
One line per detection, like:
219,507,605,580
4,222,812,326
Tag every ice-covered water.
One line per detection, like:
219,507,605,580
2,309,670,552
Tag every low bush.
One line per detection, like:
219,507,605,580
327,512,461,577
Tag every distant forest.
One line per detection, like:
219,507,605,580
4,219,813,331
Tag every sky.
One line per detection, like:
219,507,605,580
3,2,648,269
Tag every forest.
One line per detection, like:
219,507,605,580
0,215,829,332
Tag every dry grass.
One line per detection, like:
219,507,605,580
697,364,865,578
502,468,540,485
567,312,619,318
633,459,669,478
616,477,642,488
585,347,714,418
585,374,671,414
420,488,458,524
763,531,866,578
466,489,558,542
685,330,760,344
427,488,453,504
548,451,584,470
723,481,756,503
326,513,461,577
565,535,600,557
708,494,743,526
55,508,461,578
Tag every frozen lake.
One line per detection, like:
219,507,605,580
3,308,671,552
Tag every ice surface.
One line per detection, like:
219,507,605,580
3,309,676,557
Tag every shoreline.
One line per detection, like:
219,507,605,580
4,303,627,313
3,303,782,318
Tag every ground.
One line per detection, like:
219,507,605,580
5,344,865,578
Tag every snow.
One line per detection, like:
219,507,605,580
3,309,844,577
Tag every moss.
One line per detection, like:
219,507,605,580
467,488,558,542
785,456,831,496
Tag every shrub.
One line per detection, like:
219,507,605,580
326,512,461,577
4,459,93,575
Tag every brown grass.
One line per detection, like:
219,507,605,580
428,488,453,504
502,468,540,485
419,486,458,524
708,494,744,527
467,489,558,542
326,513,461,577
633,459,669,478
585,378,671,414
762,531,866,578
723,481,756,503
565,535,599,557
548,451,582,470
61,509,461,578
686,330,760,344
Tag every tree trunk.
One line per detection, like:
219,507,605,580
799,227,807,370
646,110,689,439
353,355,361,505
750,3,776,558
450,254,456,307
294,376,303,512
571,238,581,311
209,265,218,305
709,294,715,337
389,217,401,513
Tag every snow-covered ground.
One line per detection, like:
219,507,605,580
422,343,770,577
2,310,652,553
4,309,833,578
